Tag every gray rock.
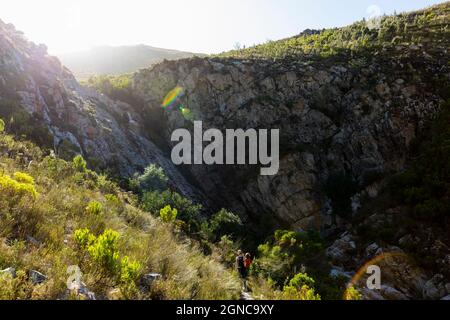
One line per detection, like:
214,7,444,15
330,266,352,279
359,287,385,300
26,235,41,247
441,295,450,301
365,243,380,257
141,273,162,287
326,233,356,263
70,282,96,300
381,285,409,300
29,270,47,284
423,274,447,300
0,267,16,278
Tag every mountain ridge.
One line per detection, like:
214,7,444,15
58,44,206,80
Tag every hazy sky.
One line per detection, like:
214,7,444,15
1,0,445,54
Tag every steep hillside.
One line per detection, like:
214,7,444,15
58,45,204,80
0,133,240,299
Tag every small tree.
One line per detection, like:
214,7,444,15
134,164,168,193
203,209,243,241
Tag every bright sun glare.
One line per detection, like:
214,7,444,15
1,0,445,55
1,0,229,54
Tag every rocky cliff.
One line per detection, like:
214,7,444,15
132,4,449,233
0,18,206,203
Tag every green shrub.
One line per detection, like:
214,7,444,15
13,172,35,185
85,200,103,216
84,74,136,104
202,209,243,242
74,228,95,249
120,256,141,283
132,164,168,193
73,155,87,172
344,286,362,300
253,230,325,288
0,118,5,133
141,190,203,232
88,229,120,273
73,228,142,292
0,172,38,200
214,235,240,268
288,273,315,289
160,205,178,223
280,284,321,300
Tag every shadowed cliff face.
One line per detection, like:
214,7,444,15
129,3,450,232
132,47,446,231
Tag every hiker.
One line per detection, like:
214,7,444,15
236,250,248,291
244,253,253,270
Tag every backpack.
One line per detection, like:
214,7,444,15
237,256,245,269
244,258,252,269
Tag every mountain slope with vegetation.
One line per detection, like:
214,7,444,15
0,131,243,299
0,3,449,300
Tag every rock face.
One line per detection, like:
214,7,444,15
326,232,356,264
132,40,447,230
0,19,206,204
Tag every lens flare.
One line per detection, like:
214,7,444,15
162,86,184,110
343,251,408,300
162,86,194,120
